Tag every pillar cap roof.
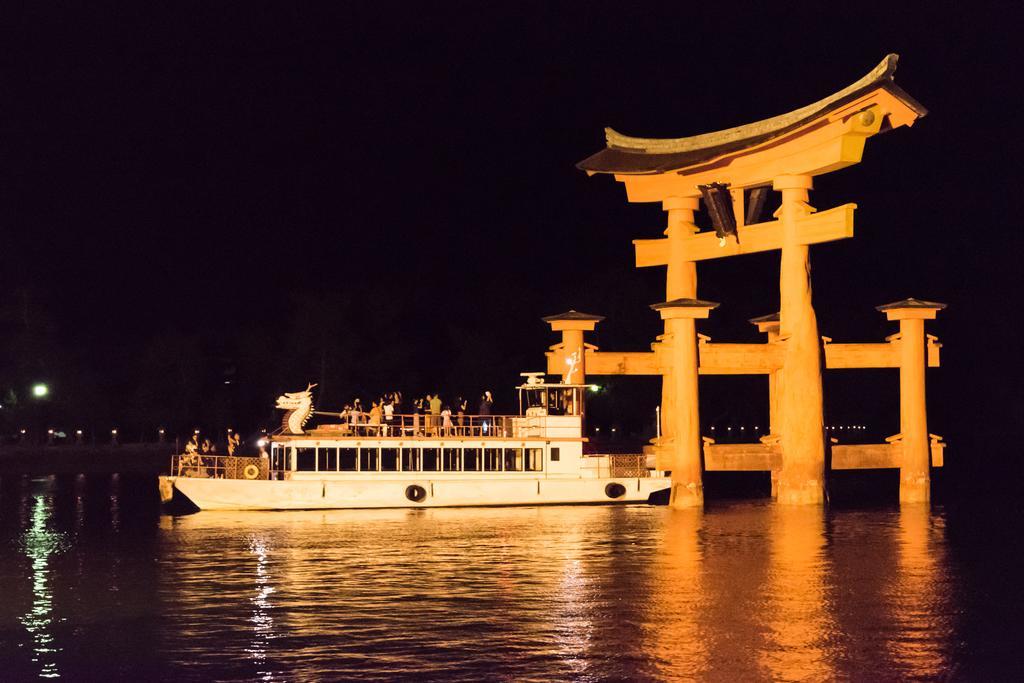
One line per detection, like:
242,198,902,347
541,310,605,323
748,312,780,324
875,298,947,312
650,298,720,311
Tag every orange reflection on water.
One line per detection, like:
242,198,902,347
759,506,836,682
886,505,951,677
645,508,709,680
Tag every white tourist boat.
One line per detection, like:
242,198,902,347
159,374,670,510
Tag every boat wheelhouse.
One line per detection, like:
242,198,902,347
160,375,670,510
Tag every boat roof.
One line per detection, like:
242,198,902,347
577,54,927,175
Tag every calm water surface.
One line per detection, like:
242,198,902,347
0,474,1018,681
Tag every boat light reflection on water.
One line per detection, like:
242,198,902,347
245,533,276,680
20,488,65,679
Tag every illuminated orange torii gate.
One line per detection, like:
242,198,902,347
556,55,936,507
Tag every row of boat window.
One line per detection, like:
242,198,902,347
277,446,556,473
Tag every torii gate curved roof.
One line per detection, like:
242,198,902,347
577,54,926,176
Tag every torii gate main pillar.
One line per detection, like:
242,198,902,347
775,174,826,504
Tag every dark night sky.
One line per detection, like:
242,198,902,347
1,2,1022,484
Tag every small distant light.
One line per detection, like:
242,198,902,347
740,426,745,431
111,429,118,435
76,429,83,435
47,428,54,434
711,426,716,431
20,428,27,434
194,429,200,435
159,428,165,434
595,427,601,432
754,426,759,430
589,385,601,393
727,426,732,431
224,380,231,385
611,427,617,432
32,383,49,398
257,439,267,448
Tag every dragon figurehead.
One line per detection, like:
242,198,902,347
275,383,317,434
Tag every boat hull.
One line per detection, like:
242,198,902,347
160,475,670,511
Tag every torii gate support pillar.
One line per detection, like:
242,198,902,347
653,298,718,509
775,174,826,504
542,311,605,384
751,312,783,497
878,300,946,503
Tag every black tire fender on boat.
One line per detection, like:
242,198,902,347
405,484,428,503
605,482,627,499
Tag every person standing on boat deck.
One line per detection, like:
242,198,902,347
412,398,422,436
368,401,382,436
392,391,403,431
479,391,494,435
348,402,360,434
456,397,467,435
383,397,395,436
429,393,442,436
441,405,453,436
340,405,352,435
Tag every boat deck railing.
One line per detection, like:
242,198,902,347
170,453,281,480
303,413,576,439
583,454,652,478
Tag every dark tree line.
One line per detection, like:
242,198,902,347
0,285,546,443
